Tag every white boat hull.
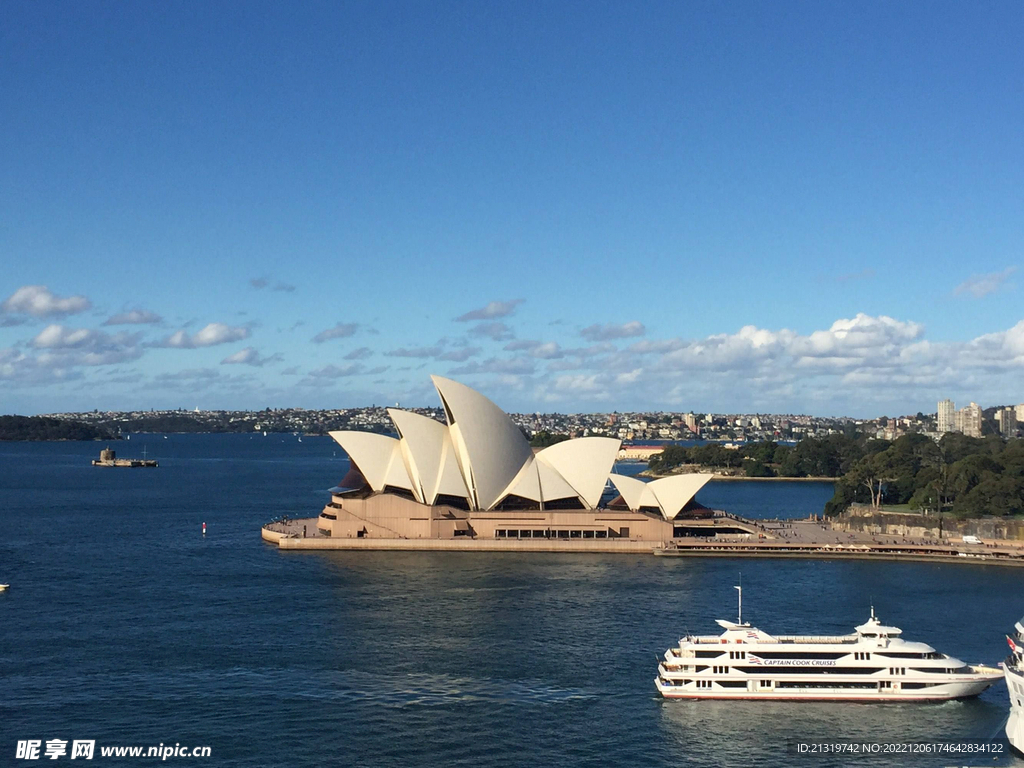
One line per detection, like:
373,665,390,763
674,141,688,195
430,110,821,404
656,675,998,702
1007,667,1024,754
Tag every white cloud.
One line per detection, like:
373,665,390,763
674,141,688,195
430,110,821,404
221,347,283,367
312,323,359,343
103,309,163,325
27,324,144,366
954,267,1017,298
449,357,536,375
0,347,86,385
157,323,251,348
156,368,222,383
152,368,255,391
437,346,481,362
1,285,91,318
386,345,443,358
344,347,374,360
460,312,1024,414
469,321,515,341
455,299,524,322
503,339,564,359
307,363,365,379
579,320,645,341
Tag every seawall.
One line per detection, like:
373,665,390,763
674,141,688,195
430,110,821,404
834,505,1024,541
271,534,659,553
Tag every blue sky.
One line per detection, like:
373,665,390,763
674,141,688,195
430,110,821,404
2,1,1022,417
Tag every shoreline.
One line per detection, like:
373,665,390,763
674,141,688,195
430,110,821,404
263,519,1024,566
641,472,835,482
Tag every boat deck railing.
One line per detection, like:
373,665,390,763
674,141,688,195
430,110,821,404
680,634,859,646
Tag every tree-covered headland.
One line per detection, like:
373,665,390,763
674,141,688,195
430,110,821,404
646,433,1024,519
647,435,865,480
0,415,119,441
826,433,1024,518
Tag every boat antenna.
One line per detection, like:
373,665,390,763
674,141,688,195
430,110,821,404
735,573,743,625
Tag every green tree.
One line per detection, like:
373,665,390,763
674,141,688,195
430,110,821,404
744,459,775,478
529,431,570,449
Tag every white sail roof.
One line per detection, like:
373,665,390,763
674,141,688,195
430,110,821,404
648,474,714,519
609,473,659,511
431,375,534,510
434,434,472,505
501,457,544,502
387,408,438,501
608,472,713,520
382,442,415,494
536,458,585,501
328,431,401,492
386,408,470,505
537,437,620,509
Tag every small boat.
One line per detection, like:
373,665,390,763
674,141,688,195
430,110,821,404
0,584,9,592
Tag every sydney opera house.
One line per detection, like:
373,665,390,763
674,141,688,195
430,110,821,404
316,376,719,547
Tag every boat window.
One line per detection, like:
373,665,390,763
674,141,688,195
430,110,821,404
878,652,935,659
735,666,881,675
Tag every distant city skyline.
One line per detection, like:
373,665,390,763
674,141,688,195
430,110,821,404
2,2,1023,416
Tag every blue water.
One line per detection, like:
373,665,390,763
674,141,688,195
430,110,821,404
1,435,1021,767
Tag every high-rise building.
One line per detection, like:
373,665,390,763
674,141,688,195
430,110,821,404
996,407,1018,438
959,402,983,438
937,399,956,434
1016,403,1024,422
684,413,697,434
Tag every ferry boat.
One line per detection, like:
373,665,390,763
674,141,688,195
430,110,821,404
1005,614,1024,754
656,590,1002,701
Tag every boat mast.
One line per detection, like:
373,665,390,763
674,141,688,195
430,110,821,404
735,579,742,626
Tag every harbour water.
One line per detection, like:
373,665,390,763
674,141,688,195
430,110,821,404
1,434,1021,766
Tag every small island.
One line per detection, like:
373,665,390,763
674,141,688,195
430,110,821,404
0,415,119,442
92,447,158,468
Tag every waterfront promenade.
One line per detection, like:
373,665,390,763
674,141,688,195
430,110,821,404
262,516,1024,565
